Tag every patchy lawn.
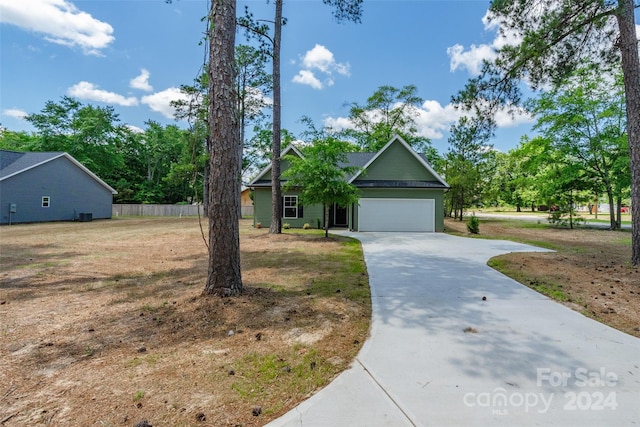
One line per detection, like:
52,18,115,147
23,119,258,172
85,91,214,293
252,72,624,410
0,218,370,426
445,218,640,338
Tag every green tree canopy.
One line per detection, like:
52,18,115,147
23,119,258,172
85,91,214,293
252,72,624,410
453,0,640,264
283,133,360,237
528,64,629,228
344,84,437,162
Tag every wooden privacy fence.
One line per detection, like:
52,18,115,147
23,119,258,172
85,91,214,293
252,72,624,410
113,204,254,217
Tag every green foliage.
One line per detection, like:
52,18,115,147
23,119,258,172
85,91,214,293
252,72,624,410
452,0,640,265
2,96,208,205
444,116,494,219
282,127,360,237
547,209,586,229
282,223,290,229
343,85,438,162
466,215,480,234
245,123,296,176
527,64,629,229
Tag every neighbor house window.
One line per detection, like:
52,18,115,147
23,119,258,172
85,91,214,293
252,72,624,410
42,196,50,208
283,195,298,219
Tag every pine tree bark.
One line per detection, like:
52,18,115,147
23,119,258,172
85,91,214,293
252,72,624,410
615,0,640,265
204,0,243,295
269,0,283,234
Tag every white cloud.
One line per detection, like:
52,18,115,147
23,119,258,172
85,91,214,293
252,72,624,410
323,116,355,132
141,87,189,119
447,10,522,76
414,101,465,139
302,44,350,76
494,105,535,127
0,0,114,55
293,44,350,89
130,69,153,92
293,70,323,90
323,100,464,140
2,108,29,119
323,99,533,142
447,43,497,75
126,124,144,134
68,81,138,106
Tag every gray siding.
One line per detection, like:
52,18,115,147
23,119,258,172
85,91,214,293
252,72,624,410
0,157,113,224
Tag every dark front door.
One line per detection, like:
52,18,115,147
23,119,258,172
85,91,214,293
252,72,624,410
334,204,348,227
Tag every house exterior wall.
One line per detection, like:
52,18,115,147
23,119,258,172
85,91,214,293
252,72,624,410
351,188,446,232
258,156,294,182
0,157,113,224
252,187,324,229
358,141,436,181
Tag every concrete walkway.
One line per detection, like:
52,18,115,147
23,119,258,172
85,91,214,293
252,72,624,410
266,233,640,427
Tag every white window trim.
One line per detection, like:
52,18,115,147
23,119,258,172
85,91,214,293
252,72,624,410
283,195,298,219
42,196,50,208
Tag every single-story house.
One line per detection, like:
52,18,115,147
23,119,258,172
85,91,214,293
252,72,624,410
248,135,449,232
0,150,117,225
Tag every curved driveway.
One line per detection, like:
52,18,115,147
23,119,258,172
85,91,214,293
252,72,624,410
267,232,640,426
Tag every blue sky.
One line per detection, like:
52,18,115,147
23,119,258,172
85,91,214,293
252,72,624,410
0,0,577,154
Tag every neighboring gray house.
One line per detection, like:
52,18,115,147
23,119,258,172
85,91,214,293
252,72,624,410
0,150,117,225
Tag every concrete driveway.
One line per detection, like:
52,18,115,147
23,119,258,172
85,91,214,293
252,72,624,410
266,232,640,427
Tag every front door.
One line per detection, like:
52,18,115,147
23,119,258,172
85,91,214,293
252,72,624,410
333,204,348,227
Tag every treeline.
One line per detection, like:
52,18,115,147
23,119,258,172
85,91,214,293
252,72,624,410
0,66,631,230
444,65,630,230
0,96,207,204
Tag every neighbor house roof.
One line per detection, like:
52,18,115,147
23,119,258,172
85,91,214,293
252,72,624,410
248,135,449,190
0,150,118,194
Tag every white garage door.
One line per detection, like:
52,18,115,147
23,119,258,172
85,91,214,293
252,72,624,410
358,198,435,232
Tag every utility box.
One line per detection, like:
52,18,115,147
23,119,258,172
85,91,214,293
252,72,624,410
9,203,16,213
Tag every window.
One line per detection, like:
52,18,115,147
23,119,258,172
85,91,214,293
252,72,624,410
42,196,50,208
283,196,298,219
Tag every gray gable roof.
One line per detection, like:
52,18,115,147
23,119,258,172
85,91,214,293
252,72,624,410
0,150,117,194
248,135,450,190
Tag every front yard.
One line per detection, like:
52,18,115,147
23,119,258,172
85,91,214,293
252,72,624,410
0,218,370,426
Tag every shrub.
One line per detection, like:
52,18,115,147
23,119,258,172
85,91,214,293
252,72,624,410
303,223,311,229
467,215,480,234
283,223,290,229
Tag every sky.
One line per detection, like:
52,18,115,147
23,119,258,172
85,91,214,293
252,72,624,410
1,0,634,155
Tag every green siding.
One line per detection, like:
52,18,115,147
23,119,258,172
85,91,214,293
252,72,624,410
251,138,448,232
356,140,437,182
260,155,296,182
352,188,446,232
252,188,324,229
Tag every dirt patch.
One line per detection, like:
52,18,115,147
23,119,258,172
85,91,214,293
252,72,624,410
445,218,640,338
0,218,370,426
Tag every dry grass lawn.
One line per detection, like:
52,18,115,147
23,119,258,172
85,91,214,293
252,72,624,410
0,218,370,427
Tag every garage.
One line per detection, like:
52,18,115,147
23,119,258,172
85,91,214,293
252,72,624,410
358,198,435,232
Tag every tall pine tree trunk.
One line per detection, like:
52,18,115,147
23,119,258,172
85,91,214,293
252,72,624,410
204,0,242,296
269,0,283,234
616,0,640,265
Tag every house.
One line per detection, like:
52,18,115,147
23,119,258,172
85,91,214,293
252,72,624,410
249,135,449,232
240,187,254,217
0,150,117,224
